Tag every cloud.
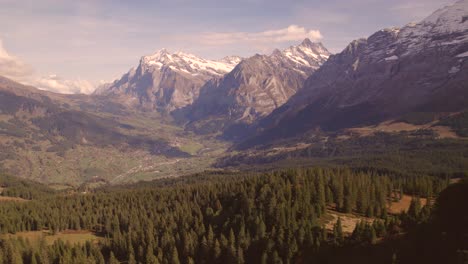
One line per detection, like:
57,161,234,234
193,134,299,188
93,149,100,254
0,39,96,94
34,75,96,95
197,25,323,46
0,40,34,79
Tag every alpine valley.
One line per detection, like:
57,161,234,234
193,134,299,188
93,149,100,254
0,1,467,263
2,1,467,187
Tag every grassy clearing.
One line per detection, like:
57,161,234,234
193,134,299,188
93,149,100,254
179,142,203,155
322,194,429,234
3,230,101,245
0,196,28,202
388,194,427,214
322,210,374,234
347,120,460,139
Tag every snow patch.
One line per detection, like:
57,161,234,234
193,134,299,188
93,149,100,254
396,1,468,57
352,58,360,71
448,65,460,74
385,55,399,61
456,51,468,58
279,40,331,69
142,49,241,76
421,0,468,33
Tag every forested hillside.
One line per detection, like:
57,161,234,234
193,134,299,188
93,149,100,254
226,131,468,179
0,168,459,264
0,173,54,200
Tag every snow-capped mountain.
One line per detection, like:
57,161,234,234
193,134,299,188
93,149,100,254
274,38,330,72
141,49,242,77
184,39,331,136
242,0,468,147
95,49,242,112
350,0,468,64
403,0,468,40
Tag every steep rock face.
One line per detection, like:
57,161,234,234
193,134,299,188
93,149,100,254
185,39,330,134
95,49,241,112
242,0,468,147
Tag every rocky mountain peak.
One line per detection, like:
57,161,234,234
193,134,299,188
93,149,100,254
185,39,332,134
299,38,328,52
393,0,468,58
219,56,243,65
278,39,331,70
96,49,243,112
300,38,314,47
140,49,241,77
421,0,468,33
141,49,170,65
271,49,283,56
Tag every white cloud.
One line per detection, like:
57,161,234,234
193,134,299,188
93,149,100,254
34,75,96,95
0,39,96,94
198,25,323,46
0,40,34,79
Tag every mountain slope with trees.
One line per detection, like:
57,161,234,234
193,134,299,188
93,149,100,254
0,167,454,263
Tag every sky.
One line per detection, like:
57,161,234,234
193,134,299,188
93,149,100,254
0,0,456,94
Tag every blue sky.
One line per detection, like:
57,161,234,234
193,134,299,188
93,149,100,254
0,0,456,93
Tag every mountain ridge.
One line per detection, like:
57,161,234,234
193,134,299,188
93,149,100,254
183,39,331,136
94,49,242,112
238,0,468,148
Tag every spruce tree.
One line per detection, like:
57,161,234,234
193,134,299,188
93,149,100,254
146,246,158,264
109,252,119,264
334,217,344,245
171,247,181,264
261,252,268,264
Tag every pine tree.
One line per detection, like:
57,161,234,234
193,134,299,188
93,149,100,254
109,252,119,264
408,197,422,221
336,217,344,245
201,236,210,259
272,250,282,264
261,252,268,264
146,246,158,264
207,225,215,247
370,225,377,245
257,219,266,239
31,254,38,264
322,226,328,241
93,248,106,264
237,247,245,264
334,217,344,245
171,247,181,264
343,196,353,213
214,239,222,260
351,221,363,241
5,240,23,264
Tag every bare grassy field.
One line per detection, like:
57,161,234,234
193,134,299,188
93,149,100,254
3,230,101,245
348,120,459,139
0,196,28,202
322,194,429,234
388,195,427,214
322,210,374,234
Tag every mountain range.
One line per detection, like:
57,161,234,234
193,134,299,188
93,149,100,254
240,0,468,148
95,49,242,112
182,39,330,135
0,0,467,185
